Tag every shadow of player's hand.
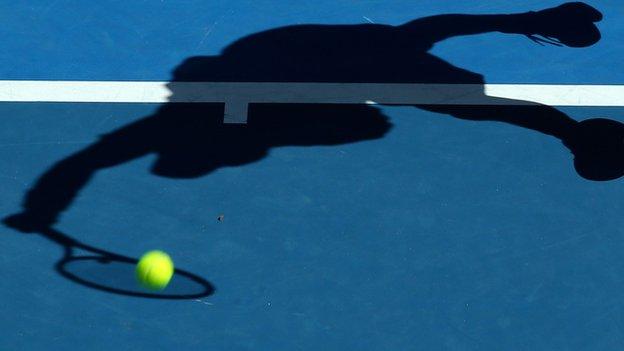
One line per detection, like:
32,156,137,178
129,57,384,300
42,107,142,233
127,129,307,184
563,118,624,181
521,2,602,47
2,212,56,233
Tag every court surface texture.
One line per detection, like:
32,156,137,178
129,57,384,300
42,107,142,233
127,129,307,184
2,1,624,350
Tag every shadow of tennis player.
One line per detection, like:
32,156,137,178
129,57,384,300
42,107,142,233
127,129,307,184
3,3,621,292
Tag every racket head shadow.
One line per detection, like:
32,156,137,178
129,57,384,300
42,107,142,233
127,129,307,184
57,254,215,299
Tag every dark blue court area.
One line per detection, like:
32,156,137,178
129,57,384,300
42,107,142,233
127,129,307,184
2,1,624,350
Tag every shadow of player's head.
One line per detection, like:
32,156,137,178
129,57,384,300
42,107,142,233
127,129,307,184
563,118,624,181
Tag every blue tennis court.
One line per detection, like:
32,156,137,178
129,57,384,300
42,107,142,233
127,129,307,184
2,1,624,350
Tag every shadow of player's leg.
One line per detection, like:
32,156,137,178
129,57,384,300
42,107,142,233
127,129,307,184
416,94,624,181
417,96,577,141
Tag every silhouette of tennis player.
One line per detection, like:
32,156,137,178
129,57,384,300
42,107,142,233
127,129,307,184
5,2,620,234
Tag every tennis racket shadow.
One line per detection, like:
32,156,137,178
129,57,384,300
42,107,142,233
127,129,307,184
40,227,215,299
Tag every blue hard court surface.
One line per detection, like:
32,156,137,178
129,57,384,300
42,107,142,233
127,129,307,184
1,1,624,350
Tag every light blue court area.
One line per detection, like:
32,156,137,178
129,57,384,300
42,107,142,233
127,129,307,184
2,1,624,350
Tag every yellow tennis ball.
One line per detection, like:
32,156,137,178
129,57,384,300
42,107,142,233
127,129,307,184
136,250,174,291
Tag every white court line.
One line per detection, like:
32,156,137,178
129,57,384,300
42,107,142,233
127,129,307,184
0,81,623,123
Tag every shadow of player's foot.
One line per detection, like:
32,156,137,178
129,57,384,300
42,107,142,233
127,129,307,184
563,118,624,181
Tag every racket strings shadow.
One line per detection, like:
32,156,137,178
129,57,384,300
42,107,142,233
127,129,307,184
39,227,215,299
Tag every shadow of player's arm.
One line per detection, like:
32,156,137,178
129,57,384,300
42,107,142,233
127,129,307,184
4,115,159,232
